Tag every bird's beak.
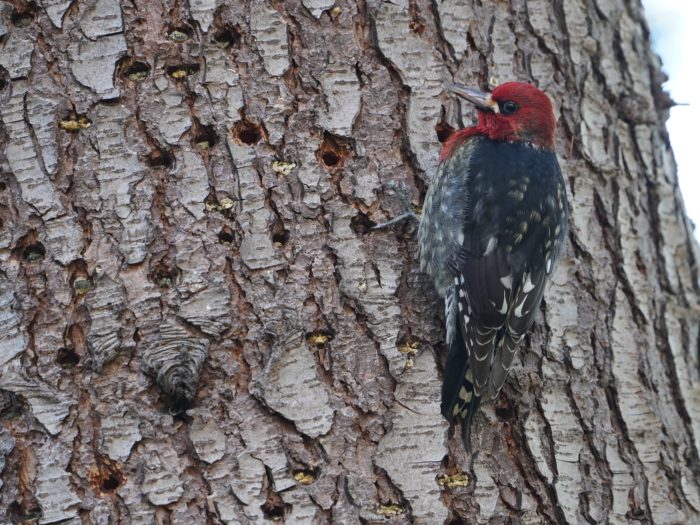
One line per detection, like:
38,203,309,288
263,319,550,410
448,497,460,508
445,83,494,112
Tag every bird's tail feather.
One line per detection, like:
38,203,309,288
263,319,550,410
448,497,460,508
441,321,480,450
460,394,481,451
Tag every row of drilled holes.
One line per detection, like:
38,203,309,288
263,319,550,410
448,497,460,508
7,5,241,50
118,25,241,82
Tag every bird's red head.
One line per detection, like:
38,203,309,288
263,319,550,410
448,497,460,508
442,82,556,159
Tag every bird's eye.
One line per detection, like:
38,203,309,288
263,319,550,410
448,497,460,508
500,101,519,115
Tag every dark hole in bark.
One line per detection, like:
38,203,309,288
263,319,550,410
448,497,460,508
122,60,150,82
494,405,514,419
213,25,241,49
271,231,289,246
168,26,192,43
0,218,3,230
11,7,35,28
133,329,141,343
166,64,200,79
350,211,376,235
446,519,467,525
239,128,259,144
90,460,125,494
0,389,24,419
23,242,45,261
101,474,121,491
193,125,219,150
56,347,79,367
150,265,179,289
0,66,9,91
218,227,234,244
435,121,456,143
321,151,339,166
155,273,173,288
261,500,289,520
232,120,263,145
0,180,6,191
317,134,348,170
146,147,174,169
270,221,289,247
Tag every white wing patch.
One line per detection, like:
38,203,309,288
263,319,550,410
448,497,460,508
483,236,497,256
498,292,508,314
514,294,529,318
500,274,513,290
444,287,457,345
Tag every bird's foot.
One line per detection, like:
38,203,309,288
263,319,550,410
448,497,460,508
372,181,421,230
372,211,420,230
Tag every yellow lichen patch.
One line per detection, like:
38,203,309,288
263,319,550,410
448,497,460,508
59,116,91,131
73,277,92,295
377,504,405,518
205,197,235,214
293,470,316,485
168,30,190,43
438,472,469,490
219,197,235,210
307,333,331,346
271,161,297,175
167,64,199,79
398,341,419,356
128,70,148,82
330,6,342,19
196,140,211,150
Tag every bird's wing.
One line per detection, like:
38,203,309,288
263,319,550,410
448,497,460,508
418,136,482,295
440,172,516,432
441,231,514,446
487,266,548,397
458,233,515,396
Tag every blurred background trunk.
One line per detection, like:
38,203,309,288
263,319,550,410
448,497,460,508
1,0,699,523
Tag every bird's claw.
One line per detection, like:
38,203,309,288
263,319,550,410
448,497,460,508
371,211,420,230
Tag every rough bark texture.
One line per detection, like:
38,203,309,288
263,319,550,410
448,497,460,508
1,0,699,523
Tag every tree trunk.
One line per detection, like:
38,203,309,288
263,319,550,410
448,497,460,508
1,0,699,523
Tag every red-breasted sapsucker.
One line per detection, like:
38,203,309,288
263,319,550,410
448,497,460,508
419,82,568,448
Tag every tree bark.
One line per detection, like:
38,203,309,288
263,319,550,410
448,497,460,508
1,0,699,523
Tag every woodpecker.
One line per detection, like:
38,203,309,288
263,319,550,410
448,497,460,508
418,82,568,448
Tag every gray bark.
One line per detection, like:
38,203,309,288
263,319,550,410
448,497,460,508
1,0,699,523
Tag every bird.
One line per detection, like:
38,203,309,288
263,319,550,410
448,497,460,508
418,81,568,449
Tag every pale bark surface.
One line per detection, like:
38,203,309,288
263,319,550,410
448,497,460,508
1,0,699,523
